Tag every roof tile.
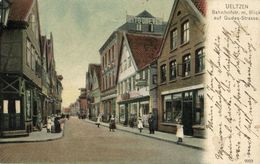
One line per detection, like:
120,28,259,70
126,33,163,70
8,0,34,21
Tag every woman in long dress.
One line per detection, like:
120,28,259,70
176,119,184,143
47,116,51,133
96,114,101,128
137,118,143,133
109,115,116,132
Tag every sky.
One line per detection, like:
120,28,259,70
38,0,174,107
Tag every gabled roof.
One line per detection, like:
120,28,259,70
158,0,206,58
126,33,162,70
136,10,155,18
8,0,34,22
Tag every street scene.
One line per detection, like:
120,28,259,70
0,117,203,164
0,0,207,163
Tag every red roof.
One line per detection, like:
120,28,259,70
8,0,34,21
126,33,163,70
191,0,207,16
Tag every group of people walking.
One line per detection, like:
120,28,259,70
94,112,184,143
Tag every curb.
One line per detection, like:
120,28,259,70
84,119,204,151
0,123,66,144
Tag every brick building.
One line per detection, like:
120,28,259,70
157,0,206,137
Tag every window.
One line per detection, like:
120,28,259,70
181,21,189,44
163,94,182,123
31,48,36,71
102,77,105,90
133,76,136,90
104,53,107,66
128,79,131,91
169,60,177,80
103,56,105,68
183,55,191,77
148,23,154,32
160,64,166,83
136,23,142,31
124,80,127,93
108,49,111,64
3,100,8,113
170,29,178,49
124,60,127,71
128,56,131,67
107,52,109,66
111,46,114,61
152,75,157,84
105,76,107,89
112,72,114,86
195,48,205,73
108,74,110,88
121,82,123,94
195,89,204,125
26,39,31,67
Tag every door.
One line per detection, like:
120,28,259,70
3,99,21,130
182,101,193,135
33,101,38,127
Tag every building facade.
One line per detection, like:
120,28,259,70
99,10,166,123
78,88,87,118
86,64,101,121
116,33,162,127
157,0,206,137
40,33,63,124
0,0,62,137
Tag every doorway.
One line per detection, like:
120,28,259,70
3,99,21,130
182,101,193,135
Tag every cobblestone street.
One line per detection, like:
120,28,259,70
0,117,204,164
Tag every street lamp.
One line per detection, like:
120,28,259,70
0,0,11,29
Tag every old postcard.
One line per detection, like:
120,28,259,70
0,0,259,163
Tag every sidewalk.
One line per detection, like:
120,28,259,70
84,119,205,150
0,122,65,144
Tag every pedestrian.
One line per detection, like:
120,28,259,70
109,115,116,132
47,116,51,133
137,118,143,133
148,112,155,134
129,115,134,128
54,117,61,133
96,114,101,128
176,119,184,143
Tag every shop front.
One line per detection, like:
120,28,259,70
118,96,149,127
102,98,116,122
0,75,43,136
161,89,204,137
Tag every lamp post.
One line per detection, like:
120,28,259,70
0,0,11,34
